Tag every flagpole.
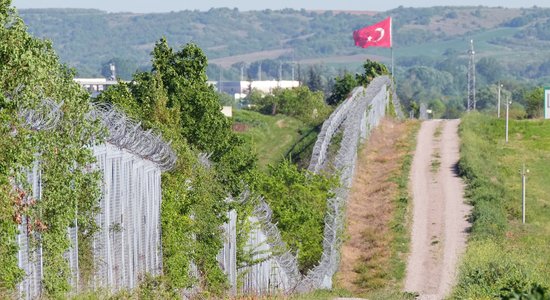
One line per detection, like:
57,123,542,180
391,47,394,78
390,16,395,92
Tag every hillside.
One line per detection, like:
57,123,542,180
232,109,316,169
17,6,550,81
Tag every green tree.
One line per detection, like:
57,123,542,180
97,38,261,294
525,87,544,118
306,65,324,92
249,86,331,125
327,72,357,106
356,59,389,86
428,99,446,118
476,57,505,85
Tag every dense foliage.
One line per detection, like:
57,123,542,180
95,39,259,294
0,1,102,297
252,160,337,272
356,59,390,86
327,73,357,106
248,85,331,125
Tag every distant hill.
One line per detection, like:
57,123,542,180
16,6,550,107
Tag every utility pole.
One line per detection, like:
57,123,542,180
520,164,529,224
505,98,511,143
240,65,244,81
467,40,476,111
219,68,223,93
258,63,262,81
497,82,503,118
109,63,116,81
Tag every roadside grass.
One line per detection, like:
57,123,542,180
453,113,550,299
232,109,315,169
380,120,420,297
332,119,420,299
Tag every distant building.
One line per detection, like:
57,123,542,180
74,78,118,97
74,63,118,97
209,80,300,98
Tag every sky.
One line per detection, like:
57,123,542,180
10,0,550,13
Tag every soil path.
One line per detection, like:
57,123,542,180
404,119,471,299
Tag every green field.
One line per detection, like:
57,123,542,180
232,109,317,168
453,113,550,299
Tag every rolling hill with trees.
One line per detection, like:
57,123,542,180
17,6,550,118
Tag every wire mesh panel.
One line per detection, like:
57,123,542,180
238,216,293,295
17,161,44,300
16,102,174,298
218,209,237,295
92,143,163,292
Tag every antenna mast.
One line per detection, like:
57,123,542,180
467,40,476,111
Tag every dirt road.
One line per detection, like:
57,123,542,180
404,119,471,299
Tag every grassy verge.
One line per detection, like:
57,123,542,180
327,118,419,300
364,120,420,300
452,113,550,299
232,109,315,169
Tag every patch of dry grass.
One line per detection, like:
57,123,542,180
334,118,420,296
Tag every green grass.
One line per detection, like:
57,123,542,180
381,120,420,298
452,113,550,299
232,109,315,169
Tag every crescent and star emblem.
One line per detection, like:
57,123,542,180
367,28,385,42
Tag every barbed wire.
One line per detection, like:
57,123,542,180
18,99,177,171
19,98,64,131
87,103,177,171
228,76,392,294
250,195,302,288
297,76,392,291
16,77,393,295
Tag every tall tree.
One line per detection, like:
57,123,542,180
525,87,544,118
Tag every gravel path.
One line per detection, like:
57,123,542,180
404,119,471,300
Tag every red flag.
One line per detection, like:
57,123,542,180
353,17,392,48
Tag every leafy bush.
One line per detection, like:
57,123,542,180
356,59,390,86
252,160,337,272
249,85,332,125
0,3,102,296
327,73,357,106
96,39,257,295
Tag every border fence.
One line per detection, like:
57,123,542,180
16,103,175,299
217,76,395,295
15,75,395,298
300,76,392,291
